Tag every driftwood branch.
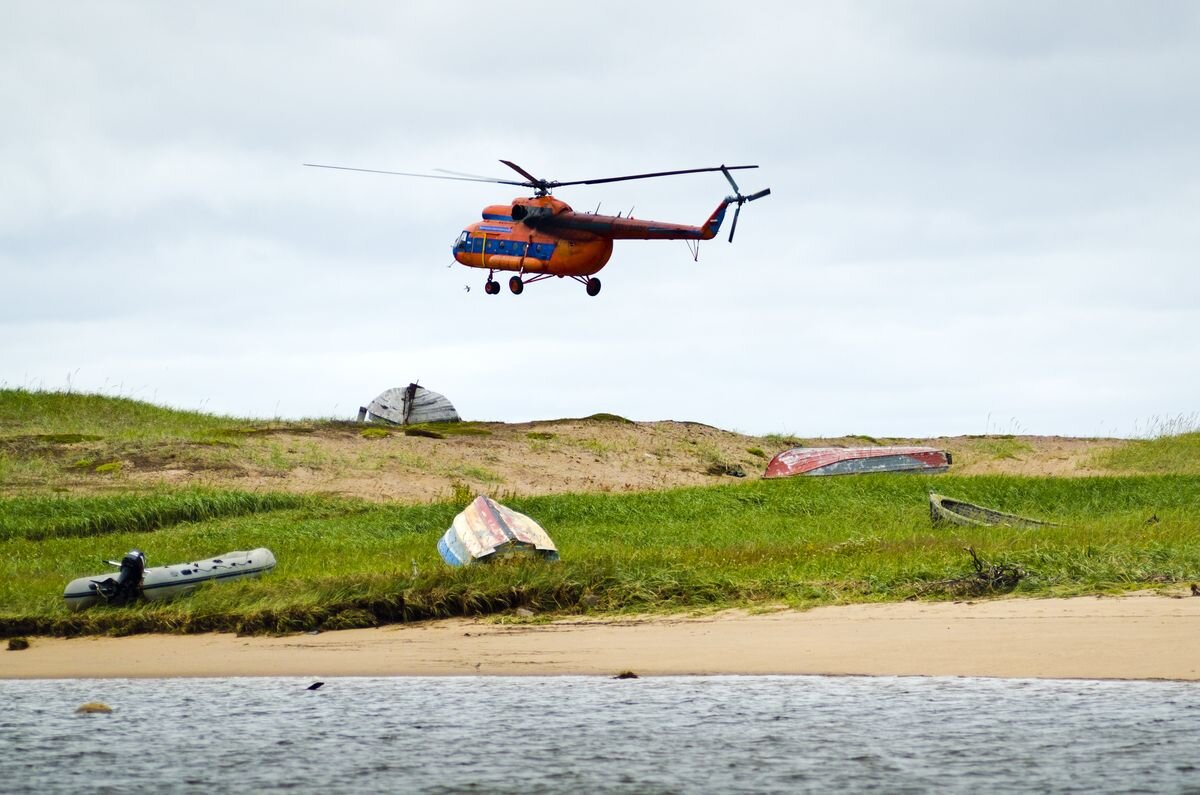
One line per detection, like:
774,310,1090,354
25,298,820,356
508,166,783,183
918,546,1025,597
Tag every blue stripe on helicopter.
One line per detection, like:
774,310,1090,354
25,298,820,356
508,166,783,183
478,224,512,233
482,213,513,221
458,238,556,260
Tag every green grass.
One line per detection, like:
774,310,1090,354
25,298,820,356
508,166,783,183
1,474,1197,636
0,388,256,440
3,389,1198,637
762,434,802,449
576,438,616,456
1092,432,1200,474
0,489,312,541
0,389,413,486
540,413,634,425
0,388,286,487
579,413,633,424
406,422,493,437
450,465,504,484
966,436,1035,461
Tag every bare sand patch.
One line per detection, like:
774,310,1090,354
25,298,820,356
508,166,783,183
103,421,1125,503
7,592,1198,680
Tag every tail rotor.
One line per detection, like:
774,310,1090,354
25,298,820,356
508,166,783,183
721,166,771,243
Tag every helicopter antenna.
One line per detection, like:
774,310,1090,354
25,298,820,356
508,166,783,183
720,166,771,243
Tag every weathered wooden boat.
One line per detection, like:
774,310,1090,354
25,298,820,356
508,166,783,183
764,446,951,478
364,383,460,425
929,492,1053,529
438,496,559,566
63,548,276,611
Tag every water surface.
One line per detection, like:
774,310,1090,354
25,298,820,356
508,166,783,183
3,676,1198,793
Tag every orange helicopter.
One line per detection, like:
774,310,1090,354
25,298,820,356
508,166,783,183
305,160,770,296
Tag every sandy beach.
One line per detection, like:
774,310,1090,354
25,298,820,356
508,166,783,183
5,591,1199,681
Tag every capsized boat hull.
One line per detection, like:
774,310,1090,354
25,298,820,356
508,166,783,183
367,383,459,425
64,548,276,611
438,496,559,566
929,493,1053,529
764,446,951,478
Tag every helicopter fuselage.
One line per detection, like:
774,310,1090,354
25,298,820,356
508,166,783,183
451,194,730,279
304,158,767,296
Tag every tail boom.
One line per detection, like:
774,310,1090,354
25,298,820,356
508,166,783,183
540,199,732,241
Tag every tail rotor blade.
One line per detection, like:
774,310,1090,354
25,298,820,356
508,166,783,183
728,204,742,243
746,187,771,202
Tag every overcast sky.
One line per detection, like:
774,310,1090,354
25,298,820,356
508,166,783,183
3,1,1197,437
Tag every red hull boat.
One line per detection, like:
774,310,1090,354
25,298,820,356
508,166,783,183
764,446,951,479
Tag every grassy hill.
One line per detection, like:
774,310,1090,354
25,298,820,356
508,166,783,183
3,388,1191,503
1,389,1197,636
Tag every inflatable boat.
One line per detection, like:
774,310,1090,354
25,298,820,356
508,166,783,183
64,547,276,611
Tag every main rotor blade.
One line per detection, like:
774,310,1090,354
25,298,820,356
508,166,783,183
552,164,758,189
307,161,764,195
728,204,742,243
303,163,527,187
746,187,772,202
721,166,741,195
434,167,517,181
499,160,543,184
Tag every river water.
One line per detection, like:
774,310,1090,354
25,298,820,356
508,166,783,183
2,675,1199,793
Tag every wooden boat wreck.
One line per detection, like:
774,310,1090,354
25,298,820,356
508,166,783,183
64,548,276,611
764,446,952,479
438,496,559,566
363,383,460,425
929,492,1053,529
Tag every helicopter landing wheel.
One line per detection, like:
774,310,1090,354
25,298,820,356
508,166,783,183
585,277,602,297
509,276,524,295
484,279,500,295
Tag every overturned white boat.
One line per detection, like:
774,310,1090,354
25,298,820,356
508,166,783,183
438,496,559,566
364,383,460,425
63,548,276,611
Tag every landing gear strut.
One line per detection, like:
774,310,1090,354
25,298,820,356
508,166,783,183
566,274,603,296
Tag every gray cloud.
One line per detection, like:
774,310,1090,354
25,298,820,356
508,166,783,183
2,1,1196,437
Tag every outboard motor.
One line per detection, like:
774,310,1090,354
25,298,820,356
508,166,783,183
93,549,146,606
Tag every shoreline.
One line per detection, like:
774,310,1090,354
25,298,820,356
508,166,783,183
4,592,1199,681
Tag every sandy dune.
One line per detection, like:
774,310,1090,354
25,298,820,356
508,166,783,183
113,419,1123,503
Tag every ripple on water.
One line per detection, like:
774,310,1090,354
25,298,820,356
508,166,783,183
1,676,1199,794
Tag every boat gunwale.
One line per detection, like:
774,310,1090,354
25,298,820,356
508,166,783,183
929,492,1057,529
